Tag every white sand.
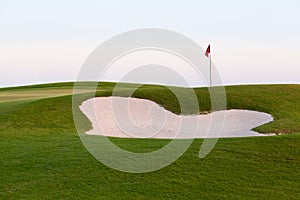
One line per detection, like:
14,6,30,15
79,97,274,139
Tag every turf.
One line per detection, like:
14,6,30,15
0,82,299,199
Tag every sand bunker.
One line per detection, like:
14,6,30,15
80,97,274,139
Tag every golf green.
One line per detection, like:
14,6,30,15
0,83,299,199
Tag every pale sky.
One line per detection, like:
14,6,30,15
0,0,300,87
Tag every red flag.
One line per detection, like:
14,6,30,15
205,45,210,57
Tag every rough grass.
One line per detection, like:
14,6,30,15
0,82,300,199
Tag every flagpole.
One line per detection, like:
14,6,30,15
205,44,212,87
210,54,212,87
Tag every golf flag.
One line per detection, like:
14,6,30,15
205,44,212,86
205,45,210,57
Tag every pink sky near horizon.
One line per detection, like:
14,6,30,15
1,0,299,87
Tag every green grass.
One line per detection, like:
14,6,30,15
0,82,300,199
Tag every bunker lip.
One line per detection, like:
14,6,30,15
79,97,275,139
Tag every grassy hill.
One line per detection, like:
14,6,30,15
0,82,299,199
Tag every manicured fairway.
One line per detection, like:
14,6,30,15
0,83,299,199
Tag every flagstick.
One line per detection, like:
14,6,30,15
209,54,212,87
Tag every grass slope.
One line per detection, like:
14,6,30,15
0,82,299,199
